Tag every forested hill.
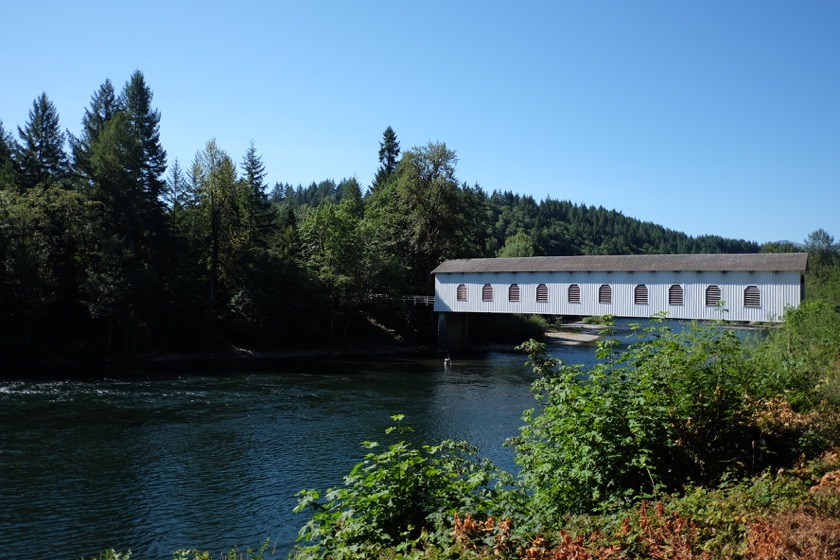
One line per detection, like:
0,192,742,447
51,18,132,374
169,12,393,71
270,180,759,258
0,75,773,360
485,191,758,256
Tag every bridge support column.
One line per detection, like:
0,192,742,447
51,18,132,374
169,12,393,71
438,312,468,352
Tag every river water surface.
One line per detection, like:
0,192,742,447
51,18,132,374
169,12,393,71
0,343,600,559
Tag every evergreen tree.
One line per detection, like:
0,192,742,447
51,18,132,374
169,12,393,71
190,139,262,314
370,126,400,193
163,157,189,210
240,141,274,245
337,177,364,216
0,120,19,189
16,93,69,190
70,79,120,184
81,78,172,354
119,70,167,204
275,202,301,261
118,71,170,295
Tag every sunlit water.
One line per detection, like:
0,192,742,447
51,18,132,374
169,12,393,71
0,342,606,559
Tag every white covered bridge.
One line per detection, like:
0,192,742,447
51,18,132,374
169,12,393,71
432,253,808,350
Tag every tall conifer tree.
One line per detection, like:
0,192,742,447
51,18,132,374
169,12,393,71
119,70,167,204
16,93,69,190
0,120,19,189
370,126,400,193
118,70,170,274
240,141,274,245
71,79,120,186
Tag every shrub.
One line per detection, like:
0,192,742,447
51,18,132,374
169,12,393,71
292,415,519,559
751,300,840,408
510,319,822,528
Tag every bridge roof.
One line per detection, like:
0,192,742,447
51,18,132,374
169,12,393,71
432,253,808,274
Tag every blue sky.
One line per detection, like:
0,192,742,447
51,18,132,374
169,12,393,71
2,1,838,245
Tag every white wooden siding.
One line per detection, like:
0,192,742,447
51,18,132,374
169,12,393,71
434,270,801,322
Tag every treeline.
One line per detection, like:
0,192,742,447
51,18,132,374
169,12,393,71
0,72,790,359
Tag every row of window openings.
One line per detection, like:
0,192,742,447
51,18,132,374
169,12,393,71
457,283,762,308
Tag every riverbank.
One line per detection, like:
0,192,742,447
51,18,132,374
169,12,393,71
2,323,609,377
1,342,443,378
544,323,606,345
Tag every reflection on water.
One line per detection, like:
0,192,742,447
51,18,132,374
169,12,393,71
0,344,603,559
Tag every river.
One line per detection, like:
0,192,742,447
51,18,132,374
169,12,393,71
0,342,603,559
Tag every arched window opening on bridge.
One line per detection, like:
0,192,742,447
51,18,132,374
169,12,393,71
568,284,581,303
706,285,722,306
634,284,649,305
669,284,684,306
457,284,467,301
536,283,548,303
599,284,612,304
508,284,520,302
744,285,761,308
482,284,494,302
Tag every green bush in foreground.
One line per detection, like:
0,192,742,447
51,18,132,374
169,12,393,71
292,415,519,560
510,317,836,530
751,300,840,408
89,540,272,560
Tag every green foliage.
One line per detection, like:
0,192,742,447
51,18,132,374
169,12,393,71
172,550,211,560
486,191,760,257
497,231,536,257
117,539,270,560
752,300,840,408
16,92,69,190
371,126,400,193
365,142,488,293
803,228,840,305
580,314,614,325
87,550,131,560
0,71,815,358
510,320,820,527
293,415,518,559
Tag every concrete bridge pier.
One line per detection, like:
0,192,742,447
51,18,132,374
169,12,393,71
437,312,468,352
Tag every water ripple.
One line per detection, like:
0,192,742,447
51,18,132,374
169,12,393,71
0,351,572,559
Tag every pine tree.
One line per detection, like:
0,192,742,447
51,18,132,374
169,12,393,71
240,141,274,245
70,79,121,186
370,126,400,193
118,70,170,279
0,120,19,189
119,70,167,204
16,93,69,190
163,158,189,210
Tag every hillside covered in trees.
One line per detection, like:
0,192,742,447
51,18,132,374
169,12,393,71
0,72,818,360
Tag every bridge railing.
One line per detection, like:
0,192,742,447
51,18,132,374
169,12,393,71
367,294,435,306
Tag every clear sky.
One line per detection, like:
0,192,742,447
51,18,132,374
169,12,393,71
2,1,838,245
